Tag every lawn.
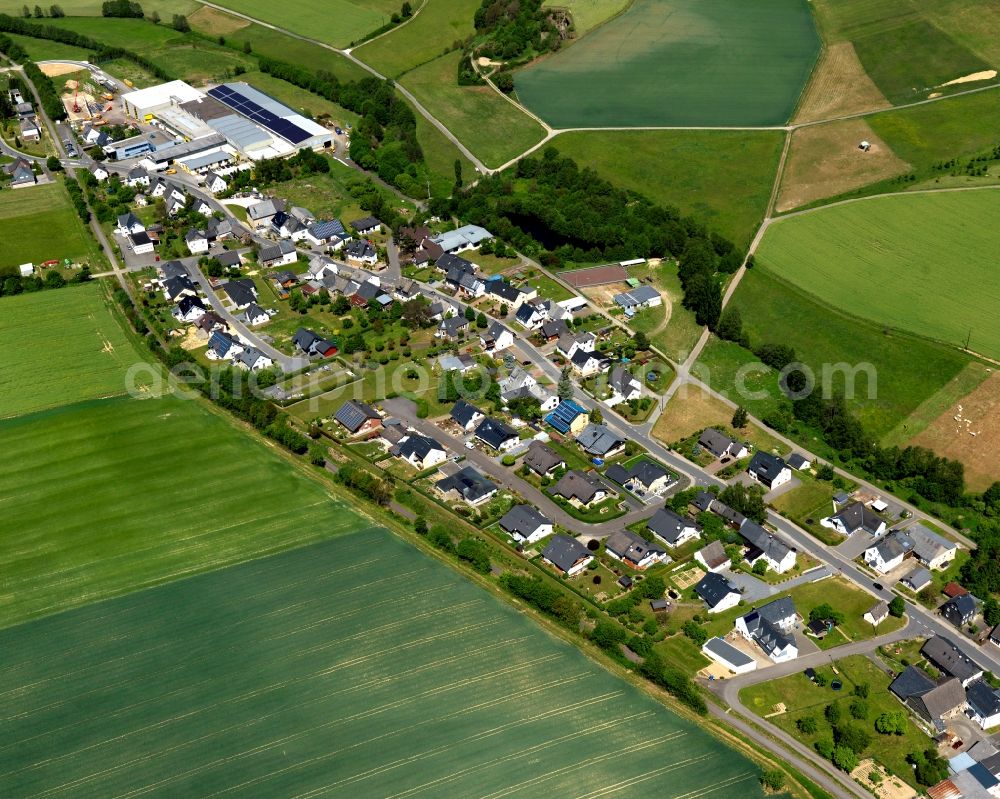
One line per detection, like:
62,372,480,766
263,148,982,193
552,130,785,247
652,387,784,455
401,51,546,169
265,158,391,222
771,478,848,546
0,528,770,797
706,267,972,440
740,654,933,787
787,578,906,645
0,283,149,418
515,0,820,128
353,0,482,79
543,0,631,35
415,106,477,195
0,182,104,269
206,0,399,48
757,191,1000,360
2,31,92,61
0,0,197,14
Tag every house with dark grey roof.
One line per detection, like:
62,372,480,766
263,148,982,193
697,429,747,460
942,594,979,629
437,315,470,340
345,239,378,265
480,321,513,354
242,302,269,326
306,219,349,248
171,294,207,323
207,330,242,361
702,637,756,674
966,680,1000,729
890,664,937,704
607,365,641,406
349,216,381,235
922,637,984,686
822,501,887,537
695,540,730,573
604,529,668,571
576,423,625,458
604,460,674,496
221,278,258,310
185,227,209,255
735,597,798,662
498,504,552,544
474,417,518,451
334,400,382,437
787,453,812,471
695,572,741,613
541,535,593,577
236,346,272,372
539,318,569,341
901,566,932,593
570,347,602,377
436,466,497,506
747,451,791,490
259,240,297,268
162,275,197,303
514,300,548,330
647,507,702,548
863,601,890,626
435,251,475,274
691,491,715,513
740,520,796,574
911,678,967,725
292,327,338,358
523,441,564,477
117,211,145,236
864,530,912,573
556,331,596,359
450,399,484,432
396,434,447,470
551,470,608,508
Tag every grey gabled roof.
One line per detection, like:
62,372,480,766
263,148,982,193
450,399,482,427
647,507,701,546
833,502,884,534
474,417,517,449
740,520,792,564
222,279,256,307
890,664,936,700
749,451,788,482
397,433,444,462
435,466,496,502
524,441,564,475
698,428,738,458
542,535,590,573
696,540,729,570
486,279,522,302
259,239,296,262
605,529,665,565
609,364,639,396
551,470,605,505
334,399,380,433
695,572,739,608
703,637,754,668
912,678,966,721
967,680,1000,719
752,596,797,625
576,423,624,456
902,566,932,591
498,504,550,537
571,348,598,368
921,636,982,682
942,594,979,625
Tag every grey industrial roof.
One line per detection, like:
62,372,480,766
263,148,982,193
703,637,754,668
207,113,272,149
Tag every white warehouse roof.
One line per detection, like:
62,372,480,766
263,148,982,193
122,80,205,114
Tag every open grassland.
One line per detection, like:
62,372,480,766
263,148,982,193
794,41,890,122
923,0,1000,65
776,119,909,211
0,182,103,268
401,51,546,168
0,528,769,797
0,394,356,629
700,268,971,440
0,0,197,15
758,190,1000,359
652,386,785,455
206,0,399,48
552,130,784,247
515,0,820,128
2,31,92,61
0,284,147,418
353,0,481,79
912,370,1000,491
415,108,476,194
542,0,631,35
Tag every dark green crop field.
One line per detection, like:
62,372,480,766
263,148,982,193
515,0,820,127
0,529,767,798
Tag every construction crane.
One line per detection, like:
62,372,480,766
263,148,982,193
72,88,80,114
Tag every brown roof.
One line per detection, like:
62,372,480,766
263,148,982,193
927,779,960,799
943,582,969,598
696,540,729,570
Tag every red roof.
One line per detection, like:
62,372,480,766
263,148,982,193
943,582,968,598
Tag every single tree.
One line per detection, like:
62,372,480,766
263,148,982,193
557,366,574,400
888,596,905,618
731,406,748,429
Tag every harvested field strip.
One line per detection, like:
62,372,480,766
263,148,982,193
0,395,355,629
0,284,149,419
793,41,891,122
0,529,768,798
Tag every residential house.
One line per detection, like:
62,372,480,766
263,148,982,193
908,523,959,570
345,239,378,265
500,367,558,412
607,365,641,406
164,194,185,217
604,529,668,571
270,211,308,242
204,171,227,194
259,240,298,268
5,158,36,188
523,441,565,478
292,328,338,358
735,597,799,662
901,567,932,593
128,231,154,255
864,601,890,626
539,318,569,342
89,164,110,182
702,638,757,675
396,434,448,470
436,466,498,506
545,399,589,436
306,219,349,249
247,198,284,230
514,300,548,330
242,302,269,326
206,330,243,361
695,572,742,613
922,637,983,687
272,270,299,290
865,525,958,574
18,115,40,141
822,501,886,537
965,681,1000,730
474,417,518,452
942,594,979,629
695,540,730,573
556,331,596,360
551,470,608,508
308,254,338,281
161,275,197,303
192,313,223,340
221,278,257,310
647,508,702,548
747,452,792,490
185,228,209,255
429,224,492,254
171,295,207,323
788,453,812,471
740,520,796,573
541,535,593,577
698,429,748,460
206,217,236,243
133,193,149,208
437,353,477,373
891,666,966,725
613,285,661,312
576,423,625,459
125,166,150,188
604,460,674,496
349,216,381,235
437,315,470,340
436,251,476,274
499,505,553,544
480,321,514,355
117,212,145,236
192,198,213,217
450,399,484,432
334,400,382,437
159,260,189,281
236,346,272,372
486,278,531,310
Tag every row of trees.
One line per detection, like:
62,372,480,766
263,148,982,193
101,0,143,18
0,265,89,296
0,33,67,121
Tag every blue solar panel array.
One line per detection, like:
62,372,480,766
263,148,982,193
207,84,312,145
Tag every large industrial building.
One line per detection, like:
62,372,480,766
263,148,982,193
119,79,332,165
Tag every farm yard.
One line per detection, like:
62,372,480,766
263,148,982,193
757,190,1000,359
0,183,104,270
0,284,146,419
0,528,770,798
514,0,820,128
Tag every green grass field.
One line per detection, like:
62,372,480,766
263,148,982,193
0,284,147,418
0,0,197,15
515,0,820,127
0,528,770,797
698,267,972,440
402,51,546,168
0,182,103,269
758,190,1000,359
2,31,93,61
552,130,784,247
207,0,399,48
353,0,482,78
542,0,631,34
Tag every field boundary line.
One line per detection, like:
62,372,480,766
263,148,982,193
347,0,430,51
